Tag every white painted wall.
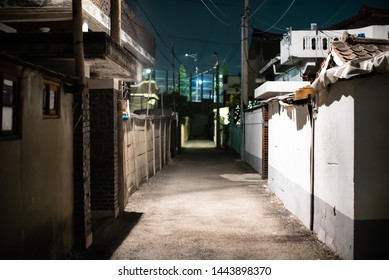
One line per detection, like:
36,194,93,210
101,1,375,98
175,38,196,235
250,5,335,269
314,82,355,260
353,73,389,221
281,25,389,64
268,101,312,227
255,69,389,259
244,109,263,173
353,73,389,258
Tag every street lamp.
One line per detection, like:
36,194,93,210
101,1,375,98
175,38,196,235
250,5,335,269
185,53,199,101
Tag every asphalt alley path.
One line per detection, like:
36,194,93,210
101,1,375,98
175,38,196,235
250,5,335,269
81,141,339,260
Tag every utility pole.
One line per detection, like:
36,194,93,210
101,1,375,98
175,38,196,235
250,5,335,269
241,0,249,106
240,0,249,160
215,53,220,149
172,41,175,90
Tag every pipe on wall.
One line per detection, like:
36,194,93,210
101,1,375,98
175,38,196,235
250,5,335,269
72,0,86,87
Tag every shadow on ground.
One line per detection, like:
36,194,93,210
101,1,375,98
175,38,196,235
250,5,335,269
76,212,143,260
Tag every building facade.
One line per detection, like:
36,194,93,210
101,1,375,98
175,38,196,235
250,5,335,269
0,0,158,258
246,7,389,259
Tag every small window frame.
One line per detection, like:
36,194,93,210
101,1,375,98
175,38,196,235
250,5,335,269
43,79,60,119
0,73,19,138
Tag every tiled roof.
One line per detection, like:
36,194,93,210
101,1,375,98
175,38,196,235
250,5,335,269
312,32,389,92
331,32,389,64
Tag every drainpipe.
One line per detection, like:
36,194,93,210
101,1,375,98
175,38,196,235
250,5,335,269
273,64,289,80
111,0,121,45
72,0,86,87
309,97,317,231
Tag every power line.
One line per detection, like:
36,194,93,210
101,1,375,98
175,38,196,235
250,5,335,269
133,0,241,74
319,0,350,28
183,0,242,8
209,0,228,18
251,17,287,32
264,0,296,32
200,0,232,26
133,0,186,68
133,0,170,51
248,0,268,20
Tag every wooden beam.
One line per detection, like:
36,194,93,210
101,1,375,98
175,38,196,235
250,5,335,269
294,86,313,101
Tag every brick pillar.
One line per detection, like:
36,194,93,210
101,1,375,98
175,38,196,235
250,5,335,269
262,106,269,179
89,79,120,218
73,88,93,249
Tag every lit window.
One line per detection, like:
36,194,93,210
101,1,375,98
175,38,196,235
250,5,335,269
1,75,17,136
43,80,60,117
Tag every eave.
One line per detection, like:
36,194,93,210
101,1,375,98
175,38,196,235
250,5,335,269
0,32,139,80
255,81,310,100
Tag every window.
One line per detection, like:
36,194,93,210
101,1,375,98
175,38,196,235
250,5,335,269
311,38,316,50
43,80,60,117
323,38,328,50
0,74,18,136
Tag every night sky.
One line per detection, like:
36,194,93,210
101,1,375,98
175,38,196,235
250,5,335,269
128,0,389,75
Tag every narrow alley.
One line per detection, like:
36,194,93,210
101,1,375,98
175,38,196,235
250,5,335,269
79,140,339,260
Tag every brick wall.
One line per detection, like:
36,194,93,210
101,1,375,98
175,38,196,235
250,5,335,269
90,0,155,56
73,89,93,249
90,0,110,15
89,87,119,218
121,3,156,57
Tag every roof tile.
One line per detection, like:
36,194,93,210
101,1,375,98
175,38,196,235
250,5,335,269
331,32,389,64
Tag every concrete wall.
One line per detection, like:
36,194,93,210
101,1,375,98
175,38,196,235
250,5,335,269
314,73,389,259
244,109,263,173
353,73,389,259
0,68,74,259
268,101,312,228
314,82,355,260
122,115,171,205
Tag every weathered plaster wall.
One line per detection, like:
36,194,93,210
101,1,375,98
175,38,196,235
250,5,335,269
314,81,355,260
0,69,74,259
244,109,263,173
268,101,312,228
0,141,23,258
